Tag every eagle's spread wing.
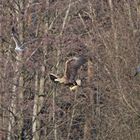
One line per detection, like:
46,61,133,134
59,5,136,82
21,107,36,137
64,57,86,83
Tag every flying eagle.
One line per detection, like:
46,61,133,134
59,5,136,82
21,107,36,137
49,56,87,90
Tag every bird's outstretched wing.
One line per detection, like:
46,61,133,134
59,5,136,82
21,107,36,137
64,57,87,83
11,27,38,51
11,27,22,47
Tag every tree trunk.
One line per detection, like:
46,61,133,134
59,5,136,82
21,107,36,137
84,59,94,140
32,71,39,140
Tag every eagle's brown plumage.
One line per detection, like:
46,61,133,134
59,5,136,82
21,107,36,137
49,57,87,86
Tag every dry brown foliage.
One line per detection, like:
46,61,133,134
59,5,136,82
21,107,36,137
0,0,140,140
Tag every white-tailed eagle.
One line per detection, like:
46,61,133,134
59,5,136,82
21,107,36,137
49,56,87,90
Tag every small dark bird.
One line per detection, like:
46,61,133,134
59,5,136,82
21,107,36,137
49,56,87,91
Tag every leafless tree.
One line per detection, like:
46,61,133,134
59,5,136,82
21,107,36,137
1,0,140,140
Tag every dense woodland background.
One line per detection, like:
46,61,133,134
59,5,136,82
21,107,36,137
0,0,140,140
